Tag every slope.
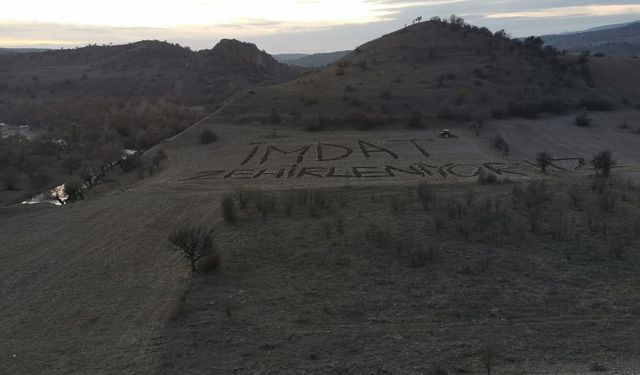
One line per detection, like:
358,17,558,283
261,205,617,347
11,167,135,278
216,19,634,130
543,22,640,57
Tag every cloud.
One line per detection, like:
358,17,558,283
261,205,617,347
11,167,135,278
486,4,640,19
2,1,640,52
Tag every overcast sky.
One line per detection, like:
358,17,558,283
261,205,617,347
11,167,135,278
1,1,639,53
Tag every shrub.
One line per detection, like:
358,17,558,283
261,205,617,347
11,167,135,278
120,153,142,172
478,169,498,185
591,150,615,177
234,188,254,209
437,106,471,121
410,248,434,268
168,225,217,272
151,148,167,169
199,129,218,144
62,153,83,173
221,194,237,223
355,59,368,70
535,151,553,174
577,97,613,111
29,168,53,190
590,363,608,372
335,214,345,234
490,134,509,154
365,223,392,248
342,111,387,130
574,114,592,127
269,108,281,124
407,111,423,128
417,182,436,210
305,98,319,106
0,167,19,191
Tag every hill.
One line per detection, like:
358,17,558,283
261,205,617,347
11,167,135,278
0,39,300,204
279,50,351,67
584,20,640,33
0,39,299,111
216,18,639,130
542,22,640,56
273,53,308,62
0,47,49,55
3,18,640,375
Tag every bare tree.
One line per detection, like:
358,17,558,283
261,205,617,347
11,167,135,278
168,225,216,272
481,346,495,375
591,150,615,177
536,151,553,174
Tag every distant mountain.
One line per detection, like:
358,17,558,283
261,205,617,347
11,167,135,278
282,51,351,67
0,48,49,55
583,21,640,33
273,53,308,62
542,22,640,56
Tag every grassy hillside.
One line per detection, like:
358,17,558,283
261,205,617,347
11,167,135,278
543,22,640,57
217,18,639,130
0,39,300,204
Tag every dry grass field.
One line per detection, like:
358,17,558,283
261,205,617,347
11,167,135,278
2,19,640,375
3,111,640,373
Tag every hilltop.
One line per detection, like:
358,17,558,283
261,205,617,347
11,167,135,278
217,18,639,130
0,39,299,113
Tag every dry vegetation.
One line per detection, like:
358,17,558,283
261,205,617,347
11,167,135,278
0,39,299,203
219,17,638,130
2,16,640,375
158,175,640,373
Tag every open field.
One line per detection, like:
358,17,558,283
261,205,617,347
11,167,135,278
2,18,640,375
2,106,640,373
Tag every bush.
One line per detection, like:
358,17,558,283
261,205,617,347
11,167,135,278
29,168,53,190
407,111,423,128
221,194,237,223
491,134,509,154
199,129,218,144
417,182,436,210
151,148,167,169
168,225,217,272
505,99,567,118
535,151,553,174
62,153,83,173
591,150,615,177
342,111,387,130
1,167,19,190
577,97,613,111
269,108,281,124
574,114,592,127
410,248,434,268
234,188,255,209
478,169,498,185
120,153,142,172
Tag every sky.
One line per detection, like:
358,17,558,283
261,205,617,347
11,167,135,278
1,0,640,53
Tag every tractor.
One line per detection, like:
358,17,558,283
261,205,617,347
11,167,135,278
439,129,452,138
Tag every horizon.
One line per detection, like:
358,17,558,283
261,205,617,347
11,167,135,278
1,1,640,54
